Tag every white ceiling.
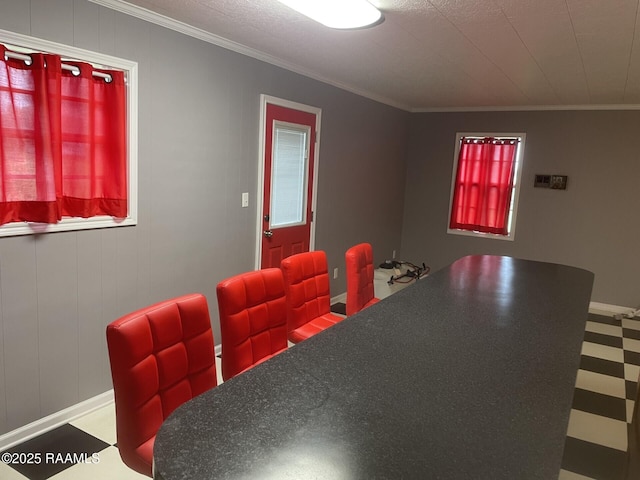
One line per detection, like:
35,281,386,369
96,0,640,111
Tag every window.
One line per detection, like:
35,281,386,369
447,133,525,241
0,29,137,237
270,122,310,228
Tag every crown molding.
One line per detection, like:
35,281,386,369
87,0,409,111
412,103,640,113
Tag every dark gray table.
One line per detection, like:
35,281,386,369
153,255,594,479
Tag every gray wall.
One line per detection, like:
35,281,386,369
400,110,640,307
0,0,409,435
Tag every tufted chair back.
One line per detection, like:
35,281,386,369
345,242,380,316
280,250,343,343
216,268,288,381
106,293,217,477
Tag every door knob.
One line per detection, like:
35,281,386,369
263,230,273,238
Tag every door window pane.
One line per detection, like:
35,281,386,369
270,123,309,227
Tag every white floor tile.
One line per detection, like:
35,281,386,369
48,446,147,480
374,268,412,300
625,363,640,382
580,342,624,363
215,355,223,385
558,469,595,480
585,321,622,337
566,409,627,451
623,337,640,353
574,369,626,399
69,405,116,445
627,399,635,424
0,461,28,479
622,318,640,331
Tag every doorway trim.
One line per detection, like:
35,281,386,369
255,95,322,269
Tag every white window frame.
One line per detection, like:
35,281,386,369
446,132,526,241
0,29,138,237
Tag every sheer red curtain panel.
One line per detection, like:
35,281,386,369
449,137,518,235
0,43,127,226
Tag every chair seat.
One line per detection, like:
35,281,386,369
281,251,344,344
289,312,343,343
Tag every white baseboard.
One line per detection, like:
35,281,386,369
589,301,636,317
0,390,114,452
331,292,347,304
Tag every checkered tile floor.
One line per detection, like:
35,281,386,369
0,310,636,479
559,312,639,480
0,408,145,480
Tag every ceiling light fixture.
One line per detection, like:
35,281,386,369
276,0,383,29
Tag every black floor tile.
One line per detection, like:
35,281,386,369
624,318,640,328
561,436,626,480
583,331,624,348
627,380,639,401
624,350,640,366
588,313,622,327
623,328,640,341
2,424,109,480
330,302,346,315
580,355,625,378
572,388,627,421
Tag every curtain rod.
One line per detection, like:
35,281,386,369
461,136,520,143
3,50,113,82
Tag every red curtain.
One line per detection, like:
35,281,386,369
0,43,127,226
449,137,517,235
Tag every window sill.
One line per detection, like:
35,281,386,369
447,228,515,241
0,216,137,237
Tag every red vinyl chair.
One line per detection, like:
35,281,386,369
216,268,288,381
280,250,344,343
345,242,380,316
106,293,218,477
